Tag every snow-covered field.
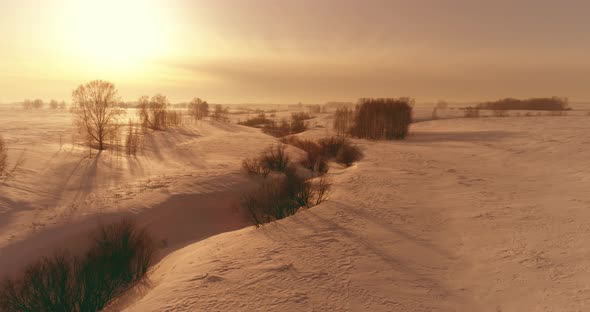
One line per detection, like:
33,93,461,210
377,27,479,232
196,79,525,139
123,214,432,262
2,107,590,311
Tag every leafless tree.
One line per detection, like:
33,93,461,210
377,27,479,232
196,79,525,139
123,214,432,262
139,94,169,130
212,104,229,122
71,80,123,150
125,120,142,156
32,99,44,109
22,99,32,110
188,97,209,121
58,101,67,110
333,107,354,137
49,100,59,110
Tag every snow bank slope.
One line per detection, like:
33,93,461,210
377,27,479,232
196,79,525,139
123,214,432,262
127,116,590,311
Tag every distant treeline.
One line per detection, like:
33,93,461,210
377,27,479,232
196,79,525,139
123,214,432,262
118,102,191,109
476,97,569,111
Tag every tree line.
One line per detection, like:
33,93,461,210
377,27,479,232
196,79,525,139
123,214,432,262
70,80,229,151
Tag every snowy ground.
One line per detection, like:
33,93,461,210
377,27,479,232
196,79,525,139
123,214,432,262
1,108,590,311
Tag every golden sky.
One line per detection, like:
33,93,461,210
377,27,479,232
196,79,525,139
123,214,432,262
1,0,589,104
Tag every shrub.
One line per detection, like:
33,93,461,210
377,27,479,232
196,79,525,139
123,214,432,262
0,253,77,312
291,112,312,121
241,144,291,177
477,97,569,111
0,219,155,312
318,137,363,167
238,113,273,127
314,176,331,206
284,136,363,170
76,220,155,311
241,168,330,226
335,143,364,167
317,137,345,158
261,119,290,137
261,115,309,138
241,158,271,177
0,134,6,175
283,166,314,208
350,98,413,140
260,145,290,172
319,137,364,167
289,113,309,133
282,136,328,173
242,180,295,226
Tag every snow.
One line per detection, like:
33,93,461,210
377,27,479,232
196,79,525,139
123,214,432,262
2,107,590,311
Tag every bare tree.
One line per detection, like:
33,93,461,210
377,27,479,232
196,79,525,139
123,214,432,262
49,100,59,110
188,97,209,121
71,80,123,150
333,107,353,137
212,104,229,122
32,99,44,109
23,99,32,110
58,101,67,110
125,120,142,156
138,94,169,130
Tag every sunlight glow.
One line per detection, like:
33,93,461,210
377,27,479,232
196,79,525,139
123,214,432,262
59,0,172,72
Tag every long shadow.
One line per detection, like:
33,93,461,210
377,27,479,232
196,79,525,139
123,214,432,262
0,197,36,230
208,121,248,133
0,180,251,281
333,201,454,258
126,156,145,176
264,208,453,296
142,127,201,162
310,210,451,286
0,150,100,234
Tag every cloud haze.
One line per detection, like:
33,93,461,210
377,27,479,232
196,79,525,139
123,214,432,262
1,0,589,103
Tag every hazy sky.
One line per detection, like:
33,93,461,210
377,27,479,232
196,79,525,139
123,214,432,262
1,0,589,104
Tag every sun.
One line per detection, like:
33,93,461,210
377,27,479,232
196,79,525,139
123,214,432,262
59,0,172,73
